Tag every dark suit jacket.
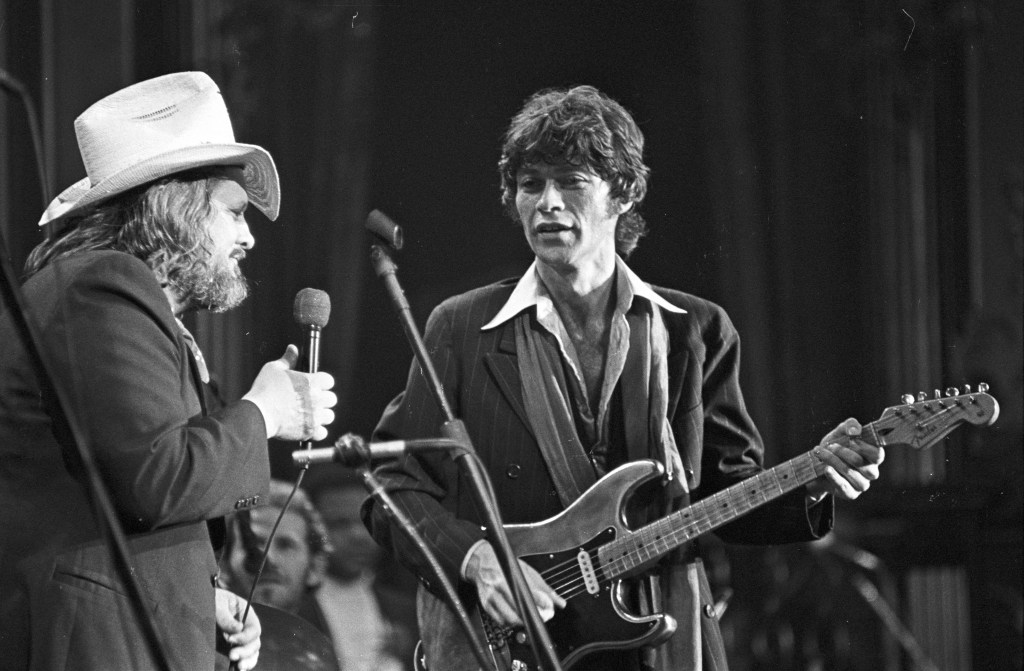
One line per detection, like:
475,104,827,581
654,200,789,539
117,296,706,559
0,251,270,670
364,277,832,670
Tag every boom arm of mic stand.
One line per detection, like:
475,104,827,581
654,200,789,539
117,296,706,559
370,244,563,671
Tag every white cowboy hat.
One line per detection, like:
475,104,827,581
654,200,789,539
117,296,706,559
38,71,280,226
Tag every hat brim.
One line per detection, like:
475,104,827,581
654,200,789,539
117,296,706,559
38,142,280,226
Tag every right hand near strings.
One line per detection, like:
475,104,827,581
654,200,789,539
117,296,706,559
243,344,336,441
464,541,566,627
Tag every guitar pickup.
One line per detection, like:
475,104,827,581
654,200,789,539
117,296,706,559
577,548,600,595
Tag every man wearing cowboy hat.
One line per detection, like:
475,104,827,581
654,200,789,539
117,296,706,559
0,72,337,671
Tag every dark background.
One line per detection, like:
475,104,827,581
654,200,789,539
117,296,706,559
2,2,1020,669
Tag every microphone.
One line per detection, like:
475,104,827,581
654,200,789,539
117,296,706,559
292,433,464,467
294,288,331,374
365,209,404,250
293,288,330,453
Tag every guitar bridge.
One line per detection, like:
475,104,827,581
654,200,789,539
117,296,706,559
577,548,600,595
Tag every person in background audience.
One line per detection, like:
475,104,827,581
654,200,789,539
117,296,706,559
310,468,418,671
221,480,333,626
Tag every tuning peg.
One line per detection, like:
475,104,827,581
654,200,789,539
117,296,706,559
901,393,915,404
946,387,960,397
934,389,942,399
963,384,972,393
978,382,989,392
917,391,927,401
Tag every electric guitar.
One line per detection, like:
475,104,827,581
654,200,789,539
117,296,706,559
415,387,999,670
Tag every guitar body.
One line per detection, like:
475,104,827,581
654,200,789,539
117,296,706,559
412,389,998,671
500,459,676,669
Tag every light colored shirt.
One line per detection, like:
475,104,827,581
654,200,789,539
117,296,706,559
482,257,685,451
462,259,687,578
315,575,404,671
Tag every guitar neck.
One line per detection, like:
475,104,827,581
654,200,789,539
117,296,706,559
597,448,829,579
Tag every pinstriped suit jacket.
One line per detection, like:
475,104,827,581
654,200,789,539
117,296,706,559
365,276,831,669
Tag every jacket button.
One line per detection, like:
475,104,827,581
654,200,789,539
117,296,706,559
506,463,521,479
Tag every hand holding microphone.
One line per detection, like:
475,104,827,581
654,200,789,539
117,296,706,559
242,289,337,442
243,345,336,441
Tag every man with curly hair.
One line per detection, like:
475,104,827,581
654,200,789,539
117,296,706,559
363,86,885,670
0,72,337,671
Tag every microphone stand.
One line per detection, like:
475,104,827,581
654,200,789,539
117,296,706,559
369,241,563,671
0,67,51,207
358,465,495,671
1,74,169,670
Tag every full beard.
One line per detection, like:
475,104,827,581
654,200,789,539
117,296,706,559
171,255,249,313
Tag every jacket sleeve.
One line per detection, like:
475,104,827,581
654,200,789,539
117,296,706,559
43,254,269,530
688,302,832,544
361,302,488,592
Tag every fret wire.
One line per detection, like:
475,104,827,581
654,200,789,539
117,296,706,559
598,452,828,580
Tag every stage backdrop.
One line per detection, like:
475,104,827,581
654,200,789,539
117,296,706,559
1,2,1020,669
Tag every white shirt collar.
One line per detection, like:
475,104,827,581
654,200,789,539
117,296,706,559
481,257,686,331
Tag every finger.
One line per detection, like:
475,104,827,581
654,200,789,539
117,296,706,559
279,344,300,370
815,443,855,470
229,638,261,664
840,440,885,468
482,591,522,628
859,464,881,482
815,446,871,496
533,591,555,622
822,441,880,470
311,371,335,391
824,465,868,499
229,628,261,652
219,617,242,635
314,389,338,409
842,417,862,436
314,407,335,426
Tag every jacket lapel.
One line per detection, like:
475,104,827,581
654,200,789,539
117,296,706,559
482,324,534,440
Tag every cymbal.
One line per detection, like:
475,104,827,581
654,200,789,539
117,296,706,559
216,601,339,671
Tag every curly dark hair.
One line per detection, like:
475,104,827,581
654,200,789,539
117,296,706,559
498,85,651,257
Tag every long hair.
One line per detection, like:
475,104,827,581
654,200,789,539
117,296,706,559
24,167,225,283
498,85,651,257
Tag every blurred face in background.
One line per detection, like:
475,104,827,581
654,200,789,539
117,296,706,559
316,485,382,581
227,506,322,613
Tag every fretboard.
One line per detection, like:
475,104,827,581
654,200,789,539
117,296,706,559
597,450,829,579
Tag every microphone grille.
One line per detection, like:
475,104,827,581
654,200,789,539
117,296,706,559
365,209,404,250
293,288,331,328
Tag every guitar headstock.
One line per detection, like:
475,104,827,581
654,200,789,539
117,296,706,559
868,384,1000,450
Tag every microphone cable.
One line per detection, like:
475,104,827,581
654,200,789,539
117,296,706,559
237,288,330,631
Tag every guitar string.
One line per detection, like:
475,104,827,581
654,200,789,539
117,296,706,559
591,402,973,585
542,461,799,594
577,457,814,590
541,401,975,600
